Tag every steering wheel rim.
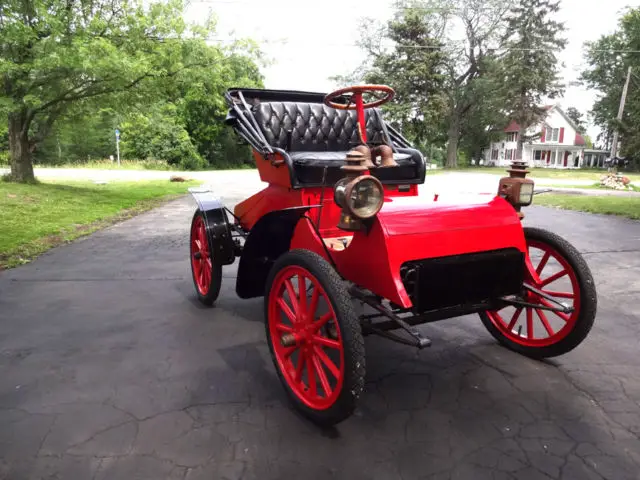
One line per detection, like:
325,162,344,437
323,85,395,110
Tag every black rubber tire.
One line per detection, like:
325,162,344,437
264,249,366,426
189,209,222,306
480,226,597,359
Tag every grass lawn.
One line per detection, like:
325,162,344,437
432,166,640,183
0,178,199,269
539,182,640,192
535,194,640,220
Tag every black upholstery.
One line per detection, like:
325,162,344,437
251,100,425,186
253,102,388,152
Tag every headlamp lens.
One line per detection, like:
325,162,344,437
348,177,384,218
519,182,534,205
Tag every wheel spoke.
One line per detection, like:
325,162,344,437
199,264,205,287
540,269,567,287
539,298,571,322
312,353,332,397
275,323,293,333
312,335,341,349
298,274,307,316
535,308,555,337
308,286,320,320
284,279,299,316
526,308,533,339
536,251,551,275
276,297,297,324
293,350,305,383
283,346,297,359
524,255,543,284
203,261,210,287
306,351,317,396
312,312,333,332
507,308,523,331
313,345,340,379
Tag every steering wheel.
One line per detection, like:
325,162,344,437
324,85,395,144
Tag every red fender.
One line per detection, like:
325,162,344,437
291,193,526,308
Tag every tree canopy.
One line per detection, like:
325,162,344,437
0,0,263,181
581,7,640,166
335,0,568,167
499,0,567,159
565,107,587,134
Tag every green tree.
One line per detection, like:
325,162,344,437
177,41,264,167
331,11,449,148
500,0,567,160
0,0,216,182
120,103,204,169
335,0,509,167
565,107,587,134
581,7,640,167
458,57,510,164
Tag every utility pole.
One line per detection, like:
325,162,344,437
609,66,632,171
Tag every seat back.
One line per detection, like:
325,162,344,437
252,102,387,152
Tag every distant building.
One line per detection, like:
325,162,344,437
482,105,609,168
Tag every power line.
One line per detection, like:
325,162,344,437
187,0,449,10
201,36,640,54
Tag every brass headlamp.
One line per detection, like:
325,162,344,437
334,150,384,231
498,160,535,217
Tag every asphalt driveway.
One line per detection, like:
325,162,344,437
1,187,639,479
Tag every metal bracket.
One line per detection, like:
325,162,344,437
350,286,431,349
500,283,574,314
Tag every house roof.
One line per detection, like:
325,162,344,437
575,133,586,146
503,120,520,132
502,106,555,133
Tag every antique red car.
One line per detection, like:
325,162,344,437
187,85,597,426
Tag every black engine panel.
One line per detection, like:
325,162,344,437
400,248,525,313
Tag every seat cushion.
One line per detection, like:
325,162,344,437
253,102,388,152
290,151,412,167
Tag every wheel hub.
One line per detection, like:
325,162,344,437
281,322,316,347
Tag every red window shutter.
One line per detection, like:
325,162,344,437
559,127,565,143
541,128,546,142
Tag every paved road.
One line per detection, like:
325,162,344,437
1,184,640,479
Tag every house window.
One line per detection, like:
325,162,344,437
534,150,541,161
491,149,498,160
545,127,559,142
506,132,517,142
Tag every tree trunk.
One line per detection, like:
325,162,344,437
516,126,525,163
445,112,460,168
7,111,35,183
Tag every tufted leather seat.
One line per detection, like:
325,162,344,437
251,101,424,185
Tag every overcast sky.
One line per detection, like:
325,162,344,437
186,0,635,140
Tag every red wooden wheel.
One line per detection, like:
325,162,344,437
264,250,365,425
480,227,597,358
189,210,222,305
268,265,345,410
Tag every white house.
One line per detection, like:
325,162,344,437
482,105,609,169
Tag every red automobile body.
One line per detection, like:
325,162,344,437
234,184,526,309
